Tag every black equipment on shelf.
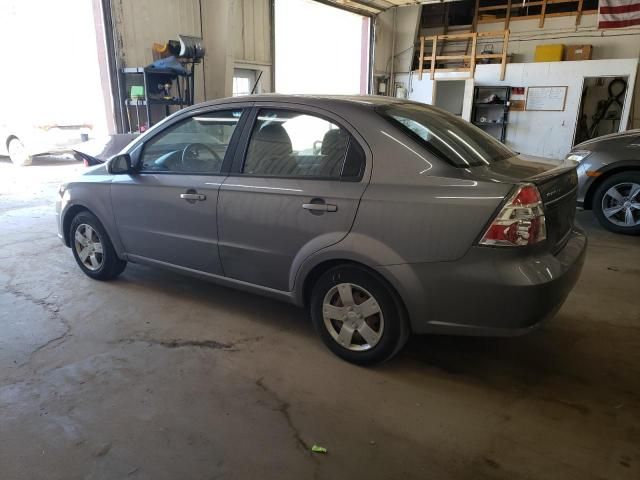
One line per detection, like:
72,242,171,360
118,35,205,133
470,86,511,143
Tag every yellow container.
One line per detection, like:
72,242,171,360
535,44,565,62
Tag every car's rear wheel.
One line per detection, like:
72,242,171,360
310,265,409,365
593,172,640,235
70,211,127,280
7,138,32,166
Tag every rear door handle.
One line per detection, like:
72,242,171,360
180,193,206,201
302,203,337,212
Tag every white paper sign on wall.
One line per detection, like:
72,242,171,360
525,86,568,111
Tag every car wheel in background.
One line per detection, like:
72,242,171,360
70,211,127,280
7,137,32,166
310,265,409,365
593,171,640,235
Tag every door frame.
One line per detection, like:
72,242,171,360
571,75,631,147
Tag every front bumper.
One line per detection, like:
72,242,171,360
379,228,587,335
55,198,66,245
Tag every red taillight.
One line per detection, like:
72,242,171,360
479,184,546,247
512,186,540,205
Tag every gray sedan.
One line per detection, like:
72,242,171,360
57,95,586,364
567,129,640,235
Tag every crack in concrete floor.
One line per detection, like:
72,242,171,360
115,335,264,352
255,377,313,455
3,282,72,368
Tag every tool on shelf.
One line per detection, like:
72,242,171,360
118,35,205,133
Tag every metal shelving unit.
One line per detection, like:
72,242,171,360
118,67,194,133
471,85,511,143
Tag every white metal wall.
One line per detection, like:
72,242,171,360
231,0,271,64
396,59,638,159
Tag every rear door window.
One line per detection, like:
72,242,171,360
377,103,515,167
242,109,350,178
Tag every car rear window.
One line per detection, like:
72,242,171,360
376,103,515,167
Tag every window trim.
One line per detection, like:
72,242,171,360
231,104,365,182
135,107,249,177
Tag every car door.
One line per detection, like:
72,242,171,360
217,104,369,291
110,107,247,275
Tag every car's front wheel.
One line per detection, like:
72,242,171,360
593,172,640,235
70,211,127,280
310,265,409,365
7,138,32,166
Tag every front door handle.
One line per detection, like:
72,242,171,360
302,203,337,212
180,193,206,201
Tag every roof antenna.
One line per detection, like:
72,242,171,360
251,70,264,94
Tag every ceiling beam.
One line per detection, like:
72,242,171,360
314,0,383,16
316,0,467,16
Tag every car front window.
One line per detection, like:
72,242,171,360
139,110,243,174
377,103,515,167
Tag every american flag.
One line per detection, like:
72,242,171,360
598,0,640,29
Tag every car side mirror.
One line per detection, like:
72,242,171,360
108,153,133,174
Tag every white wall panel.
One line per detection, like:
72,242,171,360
398,59,638,160
230,0,271,64
374,6,420,76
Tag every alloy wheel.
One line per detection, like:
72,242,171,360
74,224,104,271
601,182,640,228
322,283,384,351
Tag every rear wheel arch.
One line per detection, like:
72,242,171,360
307,261,411,364
300,259,410,329
584,164,640,210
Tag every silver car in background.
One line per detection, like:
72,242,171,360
57,95,586,364
567,129,640,235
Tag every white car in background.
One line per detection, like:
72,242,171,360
1,122,93,166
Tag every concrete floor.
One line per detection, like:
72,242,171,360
1,157,639,480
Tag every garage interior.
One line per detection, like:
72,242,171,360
1,0,639,479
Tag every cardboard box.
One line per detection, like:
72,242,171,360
565,45,593,61
534,44,564,62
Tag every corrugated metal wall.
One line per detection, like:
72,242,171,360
111,0,272,101
231,0,271,64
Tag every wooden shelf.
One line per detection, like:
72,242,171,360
475,0,591,28
418,29,509,81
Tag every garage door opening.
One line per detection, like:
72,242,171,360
0,0,112,165
274,0,371,95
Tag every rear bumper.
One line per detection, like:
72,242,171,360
379,228,587,335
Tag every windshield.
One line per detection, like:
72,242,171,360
376,103,515,167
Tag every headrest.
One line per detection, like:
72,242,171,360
254,123,292,154
321,129,348,156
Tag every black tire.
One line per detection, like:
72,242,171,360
70,211,127,280
592,171,640,235
310,265,410,365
